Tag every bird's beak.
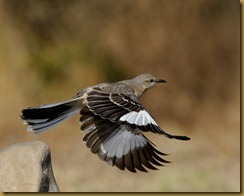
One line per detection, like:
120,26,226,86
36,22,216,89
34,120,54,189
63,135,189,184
155,79,167,83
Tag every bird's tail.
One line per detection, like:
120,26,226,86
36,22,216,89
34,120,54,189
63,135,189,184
20,97,83,134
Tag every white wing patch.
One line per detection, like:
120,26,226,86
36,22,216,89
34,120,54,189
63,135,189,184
120,110,158,126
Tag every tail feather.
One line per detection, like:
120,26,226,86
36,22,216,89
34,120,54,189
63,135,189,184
20,98,83,134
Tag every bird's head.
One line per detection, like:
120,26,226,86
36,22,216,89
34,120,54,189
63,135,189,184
141,74,166,89
131,73,166,97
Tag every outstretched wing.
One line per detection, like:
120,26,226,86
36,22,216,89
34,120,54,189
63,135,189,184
87,86,190,140
80,112,169,172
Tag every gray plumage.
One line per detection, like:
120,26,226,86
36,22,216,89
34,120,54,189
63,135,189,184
20,73,190,172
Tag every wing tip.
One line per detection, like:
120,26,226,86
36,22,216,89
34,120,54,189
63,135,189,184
172,135,191,140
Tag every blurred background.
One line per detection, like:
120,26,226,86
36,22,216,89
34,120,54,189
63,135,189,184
0,0,240,192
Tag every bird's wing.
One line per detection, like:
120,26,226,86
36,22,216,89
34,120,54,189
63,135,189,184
80,112,169,172
86,86,190,140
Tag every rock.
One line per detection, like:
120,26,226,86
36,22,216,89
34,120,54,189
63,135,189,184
0,141,59,192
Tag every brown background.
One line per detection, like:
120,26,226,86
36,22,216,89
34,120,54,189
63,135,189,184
0,0,240,192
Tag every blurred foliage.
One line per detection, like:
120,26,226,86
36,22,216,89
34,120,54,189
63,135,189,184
3,0,129,81
3,0,239,92
1,0,240,126
0,0,240,191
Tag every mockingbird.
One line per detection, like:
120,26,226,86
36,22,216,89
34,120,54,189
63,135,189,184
20,73,190,172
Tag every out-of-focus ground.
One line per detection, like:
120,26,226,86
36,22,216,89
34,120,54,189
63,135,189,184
0,0,240,192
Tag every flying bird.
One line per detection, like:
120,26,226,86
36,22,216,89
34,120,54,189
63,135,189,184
20,73,190,172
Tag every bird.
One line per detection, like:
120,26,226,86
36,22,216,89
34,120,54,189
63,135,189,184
20,73,190,172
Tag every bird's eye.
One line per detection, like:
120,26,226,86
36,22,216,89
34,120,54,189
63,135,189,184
150,79,154,82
